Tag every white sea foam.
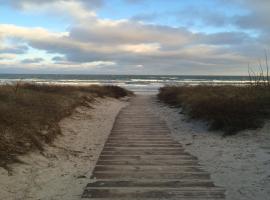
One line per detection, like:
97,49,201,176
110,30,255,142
0,75,253,94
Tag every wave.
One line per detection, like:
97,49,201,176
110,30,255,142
0,74,253,93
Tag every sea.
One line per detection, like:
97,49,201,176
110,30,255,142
0,74,251,94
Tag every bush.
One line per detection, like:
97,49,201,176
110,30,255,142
158,85,270,135
0,83,132,170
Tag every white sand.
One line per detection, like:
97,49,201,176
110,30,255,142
150,95,270,200
0,97,128,200
1,94,269,200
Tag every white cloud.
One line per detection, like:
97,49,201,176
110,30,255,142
0,24,67,39
0,0,104,9
0,0,269,74
21,57,44,64
120,43,160,53
0,54,17,60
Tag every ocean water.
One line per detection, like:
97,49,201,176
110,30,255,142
0,74,251,94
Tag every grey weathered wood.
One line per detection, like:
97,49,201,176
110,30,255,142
82,96,225,199
94,165,204,172
104,145,184,148
82,188,225,199
96,160,199,166
92,172,210,179
98,155,197,160
86,180,216,188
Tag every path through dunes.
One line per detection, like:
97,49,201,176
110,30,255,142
82,96,225,199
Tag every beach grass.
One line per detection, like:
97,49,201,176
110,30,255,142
0,83,132,170
158,84,270,135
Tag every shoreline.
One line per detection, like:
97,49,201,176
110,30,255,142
0,97,128,200
0,74,258,96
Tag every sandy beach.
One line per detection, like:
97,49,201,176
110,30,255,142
1,94,270,200
0,97,128,200
149,95,270,200
1,0,270,199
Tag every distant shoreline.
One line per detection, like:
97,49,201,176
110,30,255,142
0,74,255,94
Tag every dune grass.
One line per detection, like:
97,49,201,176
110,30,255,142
0,83,132,170
158,84,270,135
159,55,270,135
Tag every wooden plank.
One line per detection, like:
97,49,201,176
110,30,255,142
81,96,225,199
94,165,204,173
86,180,215,188
82,198,224,200
100,150,189,156
104,144,183,147
106,141,181,145
103,147,185,151
98,155,197,160
96,160,199,166
82,188,225,198
109,136,170,139
92,172,210,179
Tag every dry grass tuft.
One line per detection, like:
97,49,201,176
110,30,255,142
0,83,132,170
158,54,270,135
158,85,270,135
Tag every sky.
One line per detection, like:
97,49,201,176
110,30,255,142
0,0,269,75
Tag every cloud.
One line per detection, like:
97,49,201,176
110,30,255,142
69,19,193,46
175,7,233,28
216,0,270,32
131,13,159,22
21,57,44,64
0,24,66,39
200,32,253,45
0,0,99,23
0,0,269,75
0,44,28,54
0,20,262,75
0,54,17,60
0,0,104,9
52,56,66,62
120,43,160,53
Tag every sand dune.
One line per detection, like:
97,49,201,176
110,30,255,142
0,97,128,200
151,95,270,200
1,94,270,200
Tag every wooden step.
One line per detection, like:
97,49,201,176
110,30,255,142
97,159,198,166
103,147,184,151
92,171,210,179
86,180,215,188
104,144,183,148
94,165,204,173
82,188,225,199
98,155,197,160
81,96,225,199
100,150,188,156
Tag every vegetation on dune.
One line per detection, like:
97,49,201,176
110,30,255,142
158,55,270,135
0,83,132,171
158,85,270,134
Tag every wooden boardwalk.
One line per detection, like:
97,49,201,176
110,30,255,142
82,96,225,199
